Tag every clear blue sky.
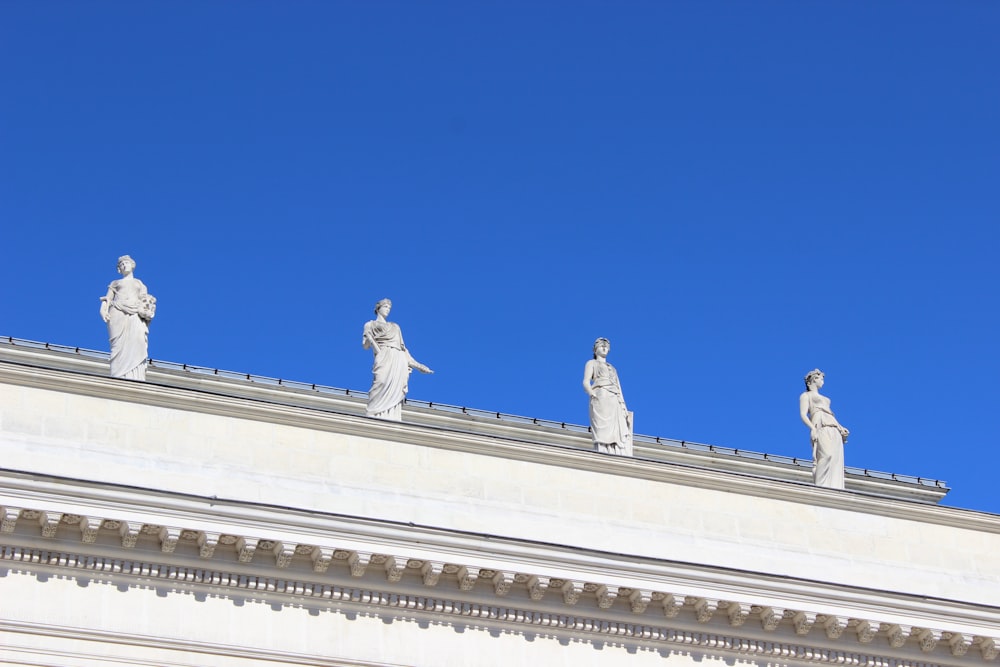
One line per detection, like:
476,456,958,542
2,2,998,513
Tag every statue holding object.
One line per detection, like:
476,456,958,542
362,298,433,421
99,255,156,381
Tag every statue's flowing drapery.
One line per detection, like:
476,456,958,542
589,361,632,456
105,279,150,380
807,394,845,489
364,319,410,421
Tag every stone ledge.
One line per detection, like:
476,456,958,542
0,339,948,505
2,544,996,666
0,360,980,533
1,472,997,653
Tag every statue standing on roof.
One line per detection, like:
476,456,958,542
582,338,633,456
362,299,433,421
99,255,156,381
799,369,850,488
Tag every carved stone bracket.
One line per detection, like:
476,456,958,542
820,614,844,639
975,637,998,661
491,571,511,596
854,619,876,644
272,541,295,568
80,517,102,543
915,628,941,653
384,556,403,583
420,561,443,587
349,552,371,577
119,521,142,548
629,589,650,614
760,606,783,631
527,575,549,600
158,527,181,553
723,601,750,627
311,548,333,573
690,598,717,623
453,565,475,590
595,585,618,609
946,632,969,656
235,537,258,563
654,592,680,618
198,532,219,559
882,623,912,649
792,611,817,636
560,580,581,605
39,511,62,538
1,506,20,533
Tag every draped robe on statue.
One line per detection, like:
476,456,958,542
589,361,632,456
105,278,150,380
363,320,411,421
806,393,846,489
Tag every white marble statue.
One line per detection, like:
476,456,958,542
99,255,156,381
582,338,633,456
799,369,850,489
362,299,433,421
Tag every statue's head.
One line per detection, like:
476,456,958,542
593,337,610,359
804,369,824,390
117,255,136,274
374,298,392,316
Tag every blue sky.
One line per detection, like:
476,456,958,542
2,2,998,513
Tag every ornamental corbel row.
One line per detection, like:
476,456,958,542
1,503,997,661
5,542,991,667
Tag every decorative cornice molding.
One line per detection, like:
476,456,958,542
1,473,996,631
1,544,995,667
1,470,993,632
1,479,997,663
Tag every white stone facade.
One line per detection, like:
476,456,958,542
1,340,997,666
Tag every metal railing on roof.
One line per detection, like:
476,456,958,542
0,336,947,489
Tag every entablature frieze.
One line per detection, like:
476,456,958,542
1,492,997,665
1,542,996,667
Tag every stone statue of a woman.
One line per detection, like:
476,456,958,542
582,337,633,456
99,255,156,380
799,369,850,488
362,298,433,421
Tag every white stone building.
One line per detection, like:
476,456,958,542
1,337,997,666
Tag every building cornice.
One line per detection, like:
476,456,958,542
0,338,949,502
0,358,989,536
1,470,997,664
1,542,995,667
